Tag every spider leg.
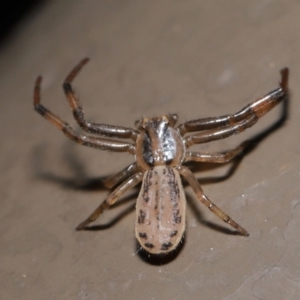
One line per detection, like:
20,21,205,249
76,171,144,230
34,76,135,154
185,114,257,147
64,57,90,83
178,67,289,138
184,141,249,163
178,166,249,236
103,162,140,189
63,58,138,140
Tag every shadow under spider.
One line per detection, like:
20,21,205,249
32,143,114,191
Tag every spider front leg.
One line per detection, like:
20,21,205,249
180,67,289,147
76,171,144,230
63,58,138,140
178,166,249,236
33,76,135,154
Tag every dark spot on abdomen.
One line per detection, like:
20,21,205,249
170,230,178,237
139,232,148,239
145,243,154,249
161,242,173,251
138,209,146,224
173,209,181,224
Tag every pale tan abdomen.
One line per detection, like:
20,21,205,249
135,166,186,254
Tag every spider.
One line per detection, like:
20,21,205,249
33,58,289,254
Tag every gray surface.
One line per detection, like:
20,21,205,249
1,1,300,299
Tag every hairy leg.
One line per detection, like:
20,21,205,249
178,166,249,236
34,76,135,154
63,58,138,140
184,141,248,163
76,171,144,230
178,68,289,138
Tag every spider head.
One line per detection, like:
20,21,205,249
135,114,178,131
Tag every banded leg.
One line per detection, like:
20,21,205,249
76,171,144,230
103,162,140,189
34,77,135,154
178,166,249,236
185,114,257,147
63,58,138,140
184,141,249,163
178,67,289,136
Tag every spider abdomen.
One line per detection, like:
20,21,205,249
135,166,186,254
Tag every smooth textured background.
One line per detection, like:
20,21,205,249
1,1,300,299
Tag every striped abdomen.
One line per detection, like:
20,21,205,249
135,166,186,254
